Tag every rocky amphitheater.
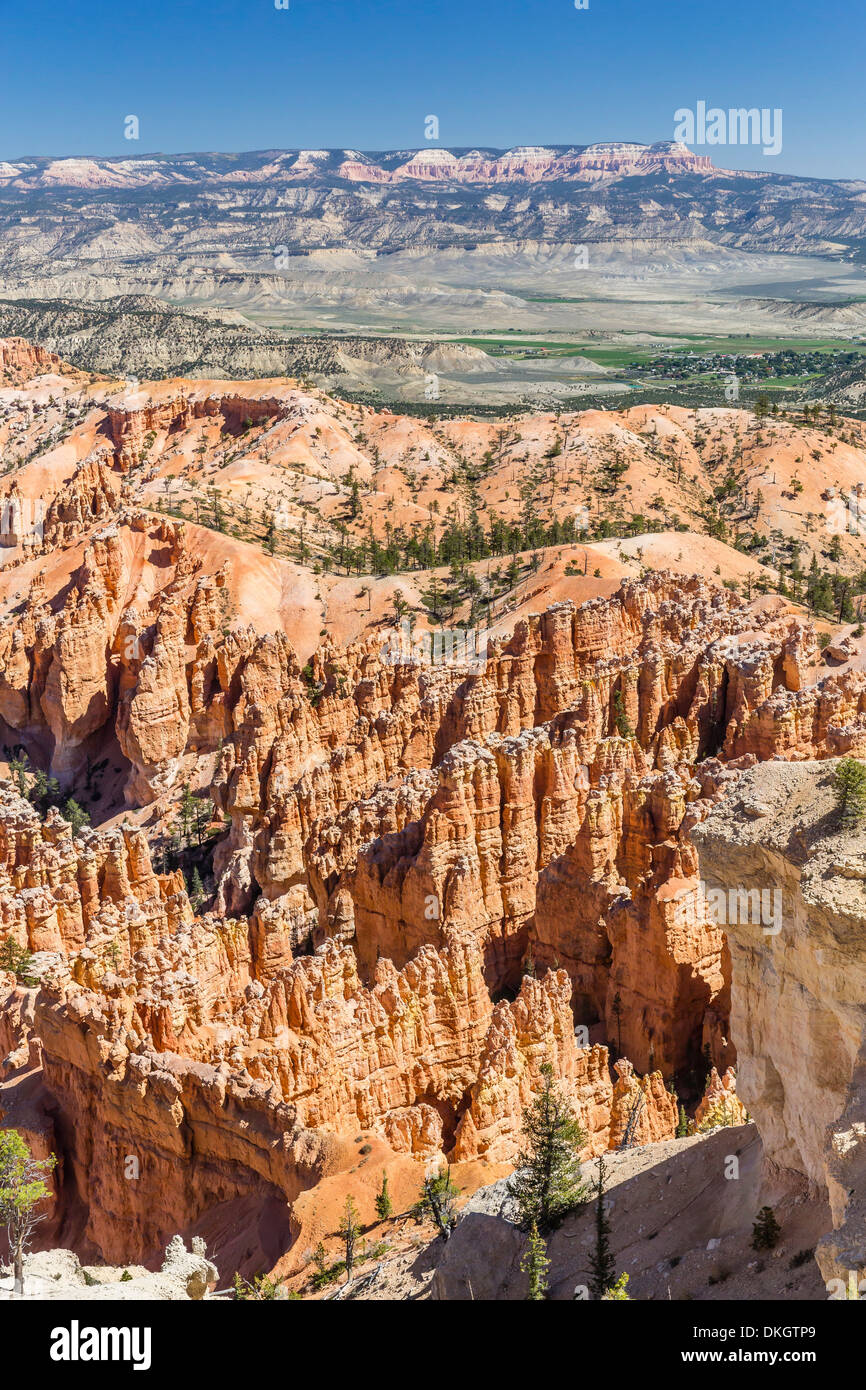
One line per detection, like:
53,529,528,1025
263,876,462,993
0,336,864,1301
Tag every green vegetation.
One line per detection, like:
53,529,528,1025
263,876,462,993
0,936,38,985
521,1221,550,1300
613,688,634,739
508,1061,588,1232
453,333,866,370
61,798,89,836
232,1271,293,1300
375,1171,394,1221
155,781,220,885
338,1195,361,1283
587,1152,618,1299
752,1205,781,1251
308,1233,390,1291
603,1272,631,1300
5,754,91,834
832,757,866,828
0,1129,56,1295
188,866,205,909
411,1168,460,1241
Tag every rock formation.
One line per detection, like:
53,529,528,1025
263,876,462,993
3,1236,218,1301
694,1066,749,1130
694,759,866,1292
2,345,864,1289
2,564,806,1272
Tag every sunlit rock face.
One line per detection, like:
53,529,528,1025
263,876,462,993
1,533,849,1272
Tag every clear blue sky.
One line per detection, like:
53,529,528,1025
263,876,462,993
2,0,863,178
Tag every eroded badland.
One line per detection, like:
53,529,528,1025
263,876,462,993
2,333,866,1301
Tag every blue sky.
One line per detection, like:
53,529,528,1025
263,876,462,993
1,0,863,178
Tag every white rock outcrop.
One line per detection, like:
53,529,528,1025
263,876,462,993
1,1236,217,1300
694,758,866,1289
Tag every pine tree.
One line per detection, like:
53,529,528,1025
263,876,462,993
676,1104,690,1138
752,1205,781,1250
194,800,211,845
7,755,30,799
613,688,633,738
833,757,866,829
338,1195,361,1283
0,1129,55,1295
508,1062,588,1232
0,937,38,985
189,866,205,909
521,1221,550,1300
61,798,89,836
838,579,856,624
588,1152,617,1299
375,1171,393,1221
412,1169,459,1241
30,768,60,815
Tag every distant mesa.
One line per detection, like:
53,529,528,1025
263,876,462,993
0,142,715,191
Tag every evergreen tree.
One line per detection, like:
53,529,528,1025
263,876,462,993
189,866,205,909
29,768,60,815
7,755,29,799
833,757,866,829
521,1221,549,1300
588,1152,617,1299
194,800,211,845
613,688,633,739
0,1129,55,1295
375,1171,393,1221
0,937,38,985
752,1205,781,1250
508,1062,588,1232
61,798,89,836
676,1104,690,1138
412,1169,459,1241
837,579,856,624
338,1195,361,1283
